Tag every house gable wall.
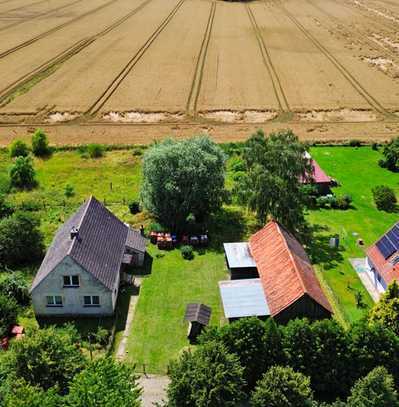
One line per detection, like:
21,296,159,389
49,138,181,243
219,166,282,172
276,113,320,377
31,256,115,316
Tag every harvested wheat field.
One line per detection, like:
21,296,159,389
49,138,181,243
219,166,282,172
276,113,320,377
1,0,399,144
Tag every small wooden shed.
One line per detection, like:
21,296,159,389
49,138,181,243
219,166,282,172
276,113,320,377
184,303,211,343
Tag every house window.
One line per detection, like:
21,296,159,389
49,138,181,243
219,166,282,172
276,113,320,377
46,295,63,307
63,275,79,287
84,295,100,307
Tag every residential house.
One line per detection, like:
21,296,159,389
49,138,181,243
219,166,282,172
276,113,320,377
366,221,399,292
219,220,332,323
30,196,146,317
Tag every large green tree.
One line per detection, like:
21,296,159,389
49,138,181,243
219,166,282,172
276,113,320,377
66,357,141,407
346,366,399,407
140,136,226,231
0,292,17,337
0,211,44,267
9,156,37,189
236,129,311,237
1,325,85,393
251,366,314,407
166,341,245,407
379,137,399,171
369,281,399,336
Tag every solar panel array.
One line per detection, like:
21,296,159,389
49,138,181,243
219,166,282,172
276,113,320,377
376,224,399,260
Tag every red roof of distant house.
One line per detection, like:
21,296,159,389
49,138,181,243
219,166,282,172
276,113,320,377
249,221,332,316
301,159,331,184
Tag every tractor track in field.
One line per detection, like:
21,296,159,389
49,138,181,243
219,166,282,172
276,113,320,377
0,0,51,15
247,3,290,112
86,0,185,117
0,0,123,59
0,0,15,6
0,0,85,33
0,0,155,106
305,0,399,65
274,0,392,117
185,1,215,118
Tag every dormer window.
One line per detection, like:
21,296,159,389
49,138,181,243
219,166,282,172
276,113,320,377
63,275,79,287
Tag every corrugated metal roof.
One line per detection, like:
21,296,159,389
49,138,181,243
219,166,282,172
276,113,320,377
219,279,270,318
223,242,257,269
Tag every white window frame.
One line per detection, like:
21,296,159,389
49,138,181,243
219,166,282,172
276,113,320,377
63,275,80,287
83,295,100,307
46,295,63,307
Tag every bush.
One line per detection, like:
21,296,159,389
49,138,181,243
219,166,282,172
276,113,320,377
372,185,397,212
87,144,104,158
229,157,246,172
181,245,194,260
0,194,14,219
19,199,41,212
149,222,163,233
0,272,30,305
348,139,362,147
31,129,51,157
9,140,29,158
372,142,379,151
0,292,17,337
64,184,75,198
128,201,140,214
93,327,110,346
332,194,352,210
9,156,37,189
380,137,399,171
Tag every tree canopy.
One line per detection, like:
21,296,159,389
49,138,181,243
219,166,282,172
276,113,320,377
0,292,17,337
9,140,30,158
31,129,51,157
9,156,37,189
379,137,399,171
140,136,226,231
235,129,311,237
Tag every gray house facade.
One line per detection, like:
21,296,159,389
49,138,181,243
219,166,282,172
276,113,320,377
31,196,146,317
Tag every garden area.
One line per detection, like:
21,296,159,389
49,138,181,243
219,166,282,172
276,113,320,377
1,133,399,375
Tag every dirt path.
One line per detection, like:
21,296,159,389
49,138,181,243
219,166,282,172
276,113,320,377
139,375,170,407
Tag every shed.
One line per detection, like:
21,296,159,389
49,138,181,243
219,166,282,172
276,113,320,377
223,242,258,279
219,279,270,322
184,303,211,343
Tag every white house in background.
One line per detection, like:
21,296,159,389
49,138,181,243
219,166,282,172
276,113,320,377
30,196,146,317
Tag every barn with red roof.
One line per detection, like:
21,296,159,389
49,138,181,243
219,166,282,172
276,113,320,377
219,220,332,323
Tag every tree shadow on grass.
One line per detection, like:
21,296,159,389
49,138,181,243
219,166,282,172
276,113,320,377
307,224,345,271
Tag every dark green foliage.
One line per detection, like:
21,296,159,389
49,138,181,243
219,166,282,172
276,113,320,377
333,194,352,210
379,137,399,171
236,129,311,237
66,357,141,406
9,156,37,189
369,281,399,336
0,272,30,305
18,199,41,212
31,129,51,157
0,194,14,219
9,140,29,158
372,185,397,212
180,245,194,260
93,327,110,346
141,136,226,231
251,366,314,407
166,341,245,407
372,142,379,151
0,211,44,267
348,140,362,147
128,200,140,214
316,194,352,210
1,325,85,392
229,156,246,172
64,184,75,198
0,292,17,337
346,367,399,407
87,143,105,158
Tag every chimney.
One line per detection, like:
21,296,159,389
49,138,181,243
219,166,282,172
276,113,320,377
70,227,79,240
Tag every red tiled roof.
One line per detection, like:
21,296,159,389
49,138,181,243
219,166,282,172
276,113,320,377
367,244,399,285
301,159,331,184
249,221,332,316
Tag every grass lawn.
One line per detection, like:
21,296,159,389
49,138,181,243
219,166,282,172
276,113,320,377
308,146,399,325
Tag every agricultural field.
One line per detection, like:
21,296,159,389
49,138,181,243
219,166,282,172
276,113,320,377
1,0,399,143
1,145,397,372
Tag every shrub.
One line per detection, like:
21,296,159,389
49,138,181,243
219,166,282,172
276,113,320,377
64,184,75,198
372,185,397,212
348,139,362,147
316,194,336,208
19,199,41,212
0,194,14,219
0,292,17,337
230,157,246,172
333,194,352,210
181,245,194,260
372,142,379,151
9,156,37,189
380,137,399,171
128,200,140,214
9,140,29,158
87,144,104,158
93,327,110,346
31,129,51,157
132,148,143,156
0,272,30,305
149,222,163,233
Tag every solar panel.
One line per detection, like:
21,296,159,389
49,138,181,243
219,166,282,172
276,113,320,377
387,229,399,250
377,236,396,259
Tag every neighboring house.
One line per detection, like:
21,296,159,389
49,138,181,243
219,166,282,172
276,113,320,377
301,152,332,194
219,220,332,323
366,221,399,291
30,196,146,317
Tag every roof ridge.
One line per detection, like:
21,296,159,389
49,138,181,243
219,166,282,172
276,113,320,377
67,196,93,256
275,222,307,296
